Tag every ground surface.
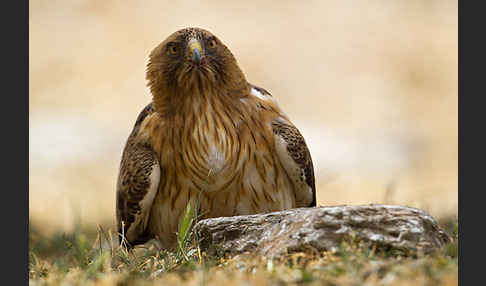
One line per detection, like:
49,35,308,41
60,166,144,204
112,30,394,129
29,217,457,286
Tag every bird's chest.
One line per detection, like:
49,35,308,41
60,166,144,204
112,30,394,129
183,129,230,177
205,142,227,175
145,102,278,194
155,115,240,189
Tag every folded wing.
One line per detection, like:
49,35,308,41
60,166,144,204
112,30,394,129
272,118,316,207
116,103,160,248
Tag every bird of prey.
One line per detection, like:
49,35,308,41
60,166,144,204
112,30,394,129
116,27,316,249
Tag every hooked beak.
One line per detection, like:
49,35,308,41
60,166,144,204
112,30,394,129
188,39,203,68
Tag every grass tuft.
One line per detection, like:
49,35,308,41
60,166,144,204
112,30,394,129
29,216,458,285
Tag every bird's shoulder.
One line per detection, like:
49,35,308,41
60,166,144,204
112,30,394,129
244,82,284,115
124,102,168,146
119,102,161,176
245,83,315,206
129,102,157,136
247,83,274,102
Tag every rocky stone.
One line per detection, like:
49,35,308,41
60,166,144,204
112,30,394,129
195,204,451,258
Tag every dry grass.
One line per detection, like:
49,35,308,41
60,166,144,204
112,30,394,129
29,217,458,285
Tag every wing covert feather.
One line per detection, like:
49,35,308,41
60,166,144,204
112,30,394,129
116,103,160,247
272,119,316,207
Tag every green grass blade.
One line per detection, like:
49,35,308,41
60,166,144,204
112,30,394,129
178,199,195,251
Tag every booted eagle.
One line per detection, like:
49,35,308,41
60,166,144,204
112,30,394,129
116,27,316,249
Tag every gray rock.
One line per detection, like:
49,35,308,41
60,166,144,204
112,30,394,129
195,204,451,258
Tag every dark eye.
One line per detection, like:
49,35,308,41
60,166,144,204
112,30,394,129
208,39,217,48
168,44,178,55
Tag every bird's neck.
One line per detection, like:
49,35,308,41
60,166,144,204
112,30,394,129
151,79,249,118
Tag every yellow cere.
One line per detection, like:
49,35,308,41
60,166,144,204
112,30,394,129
188,38,203,53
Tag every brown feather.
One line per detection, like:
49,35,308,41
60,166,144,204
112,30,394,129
116,103,159,247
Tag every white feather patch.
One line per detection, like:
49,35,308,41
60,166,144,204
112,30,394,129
251,88,266,100
133,161,160,234
273,127,313,207
251,87,279,106
207,144,225,175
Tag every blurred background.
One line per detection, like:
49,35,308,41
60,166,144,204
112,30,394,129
29,0,457,234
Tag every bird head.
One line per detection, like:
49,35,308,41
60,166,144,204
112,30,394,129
146,27,248,108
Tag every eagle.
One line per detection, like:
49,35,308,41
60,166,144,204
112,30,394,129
116,27,316,249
